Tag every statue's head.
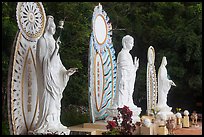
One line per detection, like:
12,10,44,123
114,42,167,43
45,15,56,35
122,35,134,50
148,46,155,64
162,56,167,66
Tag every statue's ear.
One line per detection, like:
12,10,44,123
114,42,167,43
123,42,127,49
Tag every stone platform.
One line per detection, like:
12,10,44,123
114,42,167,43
174,121,202,135
68,120,108,135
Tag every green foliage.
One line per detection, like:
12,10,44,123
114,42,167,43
151,108,160,118
2,3,202,134
176,107,182,113
2,2,18,90
103,128,121,135
62,73,88,106
2,119,10,135
60,105,89,127
42,2,95,107
2,97,10,135
102,2,202,112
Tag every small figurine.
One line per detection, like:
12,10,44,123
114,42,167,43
166,117,175,135
190,111,198,126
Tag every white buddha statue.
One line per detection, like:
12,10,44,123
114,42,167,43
108,35,141,123
156,56,176,118
33,15,77,135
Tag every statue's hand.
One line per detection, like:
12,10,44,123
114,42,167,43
55,37,61,49
67,68,78,76
134,57,139,70
56,36,61,45
170,80,176,86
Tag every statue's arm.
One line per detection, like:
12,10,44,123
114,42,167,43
50,37,60,64
169,80,176,86
66,68,78,76
134,57,139,71
120,68,128,90
117,52,129,68
158,66,168,80
36,38,47,63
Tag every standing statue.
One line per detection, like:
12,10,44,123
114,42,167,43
113,35,139,108
34,15,77,135
156,56,176,113
109,35,141,123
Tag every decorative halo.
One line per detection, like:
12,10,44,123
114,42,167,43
92,3,112,53
16,2,46,41
94,14,107,45
89,3,117,122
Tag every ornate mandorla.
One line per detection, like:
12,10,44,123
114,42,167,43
16,2,46,41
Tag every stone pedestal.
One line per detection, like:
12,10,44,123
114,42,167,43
140,125,154,135
176,123,182,129
152,120,160,135
83,120,107,130
105,108,119,122
133,125,141,135
157,105,172,112
28,128,71,135
177,117,181,124
176,124,182,129
131,107,142,123
157,111,174,120
176,118,182,128
157,126,168,135
141,115,154,121
68,121,108,135
191,124,199,128
183,116,190,128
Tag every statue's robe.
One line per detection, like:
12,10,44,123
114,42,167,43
113,49,136,108
157,60,172,111
34,34,69,133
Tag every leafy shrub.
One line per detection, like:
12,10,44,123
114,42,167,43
103,105,137,135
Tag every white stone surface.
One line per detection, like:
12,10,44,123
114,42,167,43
176,112,182,118
89,3,117,122
158,113,167,121
140,125,154,135
16,2,46,41
9,2,46,135
157,111,174,121
184,110,189,116
156,56,176,117
107,35,141,122
33,15,77,135
143,118,152,127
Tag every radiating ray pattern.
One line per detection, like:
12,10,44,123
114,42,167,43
88,4,117,122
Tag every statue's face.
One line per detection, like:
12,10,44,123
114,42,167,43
126,38,134,50
49,19,56,35
163,57,167,66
